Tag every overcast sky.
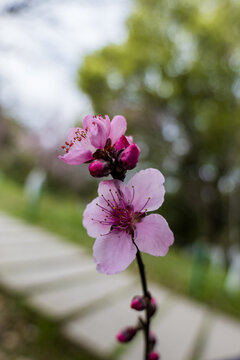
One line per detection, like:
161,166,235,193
0,0,130,146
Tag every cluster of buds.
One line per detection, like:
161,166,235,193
89,135,140,180
117,328,159,359
59,115,140,181
116,294,159,358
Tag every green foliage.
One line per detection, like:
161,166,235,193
0,111,36,184
78,0,240,249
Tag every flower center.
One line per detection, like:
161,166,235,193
92,186,150,236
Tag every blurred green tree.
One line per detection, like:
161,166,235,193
78,0,240,264
0,109,37,183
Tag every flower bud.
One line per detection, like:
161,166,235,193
131,295,147,311
114,135,130,151
119,143,140,170
149,332,157,351
89,160,111,178
149,352,160,360
116,327,137,343
149,297,157,317
126,135,133,144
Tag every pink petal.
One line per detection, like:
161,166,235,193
134,214,174,256
58,148,93,165
83,115,110,149
127,168,165,212
83,114,110,135
97,179,131,205
83,114,94,129
109,115,127,145
102,115,111,135
90,120,108,148
83,197,110,238
93,231,137,274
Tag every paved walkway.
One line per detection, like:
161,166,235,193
0,212,240,360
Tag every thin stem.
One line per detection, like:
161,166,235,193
111,173,151,359
136,250,148,297
133,239,151,360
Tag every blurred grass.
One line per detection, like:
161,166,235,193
0,176,239,320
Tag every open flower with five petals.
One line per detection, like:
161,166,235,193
83,168,174,274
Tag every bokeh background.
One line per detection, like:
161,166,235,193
0,0,240,359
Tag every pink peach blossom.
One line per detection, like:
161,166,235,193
59,114,126,165
83,168,174,274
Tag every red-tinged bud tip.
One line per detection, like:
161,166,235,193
119,143,140,170
131,295,147,311
116,327,137,343
114,135,130,151
149,352,160,360
149,297,157,317
89,160,111,178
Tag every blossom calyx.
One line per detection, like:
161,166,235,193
116,327,137,343
149,352,160,360
119,143,140,170
89,160,111,178
131,295,147,311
